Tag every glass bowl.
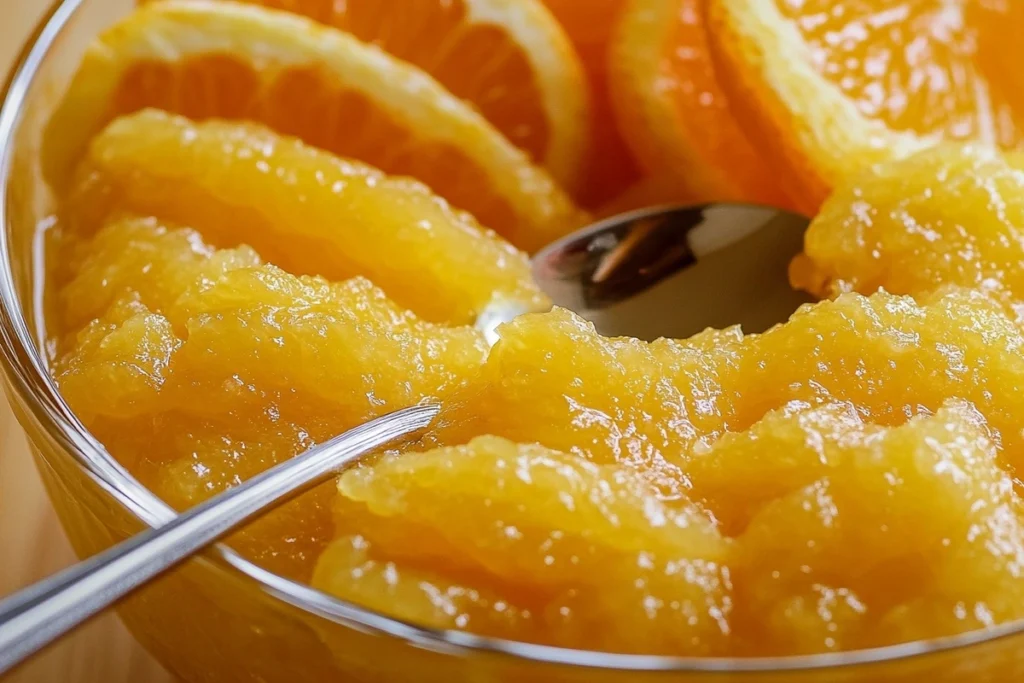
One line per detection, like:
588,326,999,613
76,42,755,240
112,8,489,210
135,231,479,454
3,0,1024,680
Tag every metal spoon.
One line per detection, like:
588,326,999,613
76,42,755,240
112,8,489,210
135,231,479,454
479,203,812,343
0,404,439,675
0,202,810,674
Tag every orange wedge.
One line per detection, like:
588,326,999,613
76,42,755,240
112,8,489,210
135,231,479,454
44,0,587,251
539,0,644,206
173,0,590,193
707,0,1024,213
608,0,787,207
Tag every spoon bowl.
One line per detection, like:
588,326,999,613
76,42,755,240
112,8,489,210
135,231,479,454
531,203,812,340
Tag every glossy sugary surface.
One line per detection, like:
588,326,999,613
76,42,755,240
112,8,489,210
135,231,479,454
792,145,1024,304
320,436,732,654
312,284,1024,653
432,286,1024,474
55,216,489,578
54,194,1024,651
69,109,547,325
57,218,489,422
721,399,1024,654
317,399,1024,655
44,0,1024,661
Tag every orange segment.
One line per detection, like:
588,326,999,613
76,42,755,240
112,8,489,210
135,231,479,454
313,534,535,641
539,0,644,206
707,0,1024,213
790,144,1024,304
71,110,548,325
609,0,788,207
430,307,742,498
433,287,1024,480
726,399,1024,654
55,217,490,423
54,217,490,579
182,0,589,191
43,0,588,250
324,435,733,654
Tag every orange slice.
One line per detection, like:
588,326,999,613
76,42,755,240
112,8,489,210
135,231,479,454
608,0,788,207
43,0,587,251
539,0,644,206
707,0,1024,213
324,435,732,655
177,0,590,192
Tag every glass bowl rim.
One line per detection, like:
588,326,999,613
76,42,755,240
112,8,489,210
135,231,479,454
3,0,1024,673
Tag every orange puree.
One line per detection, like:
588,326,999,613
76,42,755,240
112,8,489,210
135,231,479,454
792,145,1024,305
34,0,1024,663
51,119,1024,652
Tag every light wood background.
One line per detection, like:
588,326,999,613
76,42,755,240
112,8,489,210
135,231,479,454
0,3,172,681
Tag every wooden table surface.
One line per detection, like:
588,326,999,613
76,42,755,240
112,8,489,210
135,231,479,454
0,3,173,681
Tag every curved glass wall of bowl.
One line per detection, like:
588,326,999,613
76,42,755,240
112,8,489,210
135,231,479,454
8,0,1024,679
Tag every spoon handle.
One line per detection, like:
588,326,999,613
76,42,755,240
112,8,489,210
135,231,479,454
0,403,439,675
